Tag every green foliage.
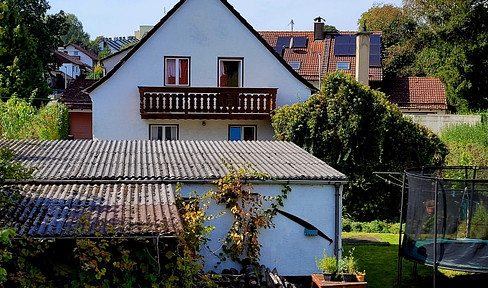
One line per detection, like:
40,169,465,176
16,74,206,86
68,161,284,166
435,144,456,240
441,123,488,166
0,97,69,140
98,45,112,59
60,13,89,45
315,250,337,273
273,72,447,220
87,64,104,80
342,218,403,234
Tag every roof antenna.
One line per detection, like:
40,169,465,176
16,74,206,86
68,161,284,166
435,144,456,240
288,19,295,32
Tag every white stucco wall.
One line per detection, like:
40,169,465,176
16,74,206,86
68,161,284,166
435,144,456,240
90,0,312,140
65,45,94,67
60,63,80,79
101,49,131,73
179,182,341,276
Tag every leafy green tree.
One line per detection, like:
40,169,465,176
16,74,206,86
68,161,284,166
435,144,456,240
272,72,447,220
98,45,112,59
60,13,90,45
0,0,49,101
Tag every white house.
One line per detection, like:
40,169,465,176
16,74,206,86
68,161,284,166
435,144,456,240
87,0,315,141
1,139,347,276
64,43,99,68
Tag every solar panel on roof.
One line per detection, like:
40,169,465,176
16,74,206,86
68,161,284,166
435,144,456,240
292,37,307,48
276,36,290,49
274,46,284,56
334,35,356,56
370,34,381,67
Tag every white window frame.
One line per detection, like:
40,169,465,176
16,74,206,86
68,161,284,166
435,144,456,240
149,124,179,141
218,58,243,87
164,57,190,86
229,125,256,141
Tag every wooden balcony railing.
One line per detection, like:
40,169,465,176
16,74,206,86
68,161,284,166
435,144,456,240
139,86,277,120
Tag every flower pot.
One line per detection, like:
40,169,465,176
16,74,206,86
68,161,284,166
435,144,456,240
323,272,334,281
355,273,365,282
426,206,434,214
340,273,355,282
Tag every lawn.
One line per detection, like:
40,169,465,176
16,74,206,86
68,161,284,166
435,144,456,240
342,232,488,288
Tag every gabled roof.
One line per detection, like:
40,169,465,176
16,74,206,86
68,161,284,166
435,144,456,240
58,79,97,110
1,183,181,238
54,50,87,67
383,77,448,111
65,43,99,61
1,140,347,182
87,0,316,93
101,36,138,52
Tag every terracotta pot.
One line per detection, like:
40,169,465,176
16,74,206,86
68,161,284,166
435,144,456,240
355,274,365,282
426,206,434,214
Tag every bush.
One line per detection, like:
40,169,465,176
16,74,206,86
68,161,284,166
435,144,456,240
273,72,447,221
342,218,403,233
0,97,69,140
441,123,488,166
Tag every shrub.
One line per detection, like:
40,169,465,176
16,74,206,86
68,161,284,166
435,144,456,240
342,218,403,233
34,101,69,140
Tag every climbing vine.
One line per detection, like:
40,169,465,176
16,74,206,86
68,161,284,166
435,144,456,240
212,165,290,265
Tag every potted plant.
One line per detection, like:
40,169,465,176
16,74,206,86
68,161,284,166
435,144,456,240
355,270,366,282
316,249,338,281
338,248,358,282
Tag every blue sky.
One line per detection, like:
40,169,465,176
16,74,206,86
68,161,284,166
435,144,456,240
48,0,403,40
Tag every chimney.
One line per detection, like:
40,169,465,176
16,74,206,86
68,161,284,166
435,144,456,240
355,30,371,86
314,17,325,41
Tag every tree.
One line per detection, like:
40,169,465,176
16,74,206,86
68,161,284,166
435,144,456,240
0,0,50,100
60,13,89,45
272,72,447,220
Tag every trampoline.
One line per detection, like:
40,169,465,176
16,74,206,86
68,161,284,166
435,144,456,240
396,167,488,286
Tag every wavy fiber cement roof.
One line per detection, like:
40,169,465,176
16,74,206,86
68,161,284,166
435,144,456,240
1,140,346,182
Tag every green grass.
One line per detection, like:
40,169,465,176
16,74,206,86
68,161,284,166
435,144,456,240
342,232,488,288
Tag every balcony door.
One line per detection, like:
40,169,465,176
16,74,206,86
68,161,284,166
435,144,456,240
218,58,243,87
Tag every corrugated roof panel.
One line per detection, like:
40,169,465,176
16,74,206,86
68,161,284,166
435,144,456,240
0,140,346,181
0,183,182,237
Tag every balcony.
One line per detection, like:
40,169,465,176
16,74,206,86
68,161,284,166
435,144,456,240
139,86,277,120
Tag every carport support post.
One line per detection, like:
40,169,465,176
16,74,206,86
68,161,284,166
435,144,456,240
334,182,342,258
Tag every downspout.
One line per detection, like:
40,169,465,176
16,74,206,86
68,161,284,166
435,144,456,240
334,182,342,258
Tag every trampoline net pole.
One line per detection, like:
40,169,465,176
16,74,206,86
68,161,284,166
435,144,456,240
433,178,438,288
398,172,406,286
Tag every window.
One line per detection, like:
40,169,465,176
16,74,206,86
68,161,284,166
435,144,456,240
72,51,79,56
288,61,301,70
336,61,350,70
165,57,190,86
150,124,178,140
229,125,256,141
219,58,243,87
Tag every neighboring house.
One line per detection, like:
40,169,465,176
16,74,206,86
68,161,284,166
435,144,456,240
134,25,154,40
99,36,139,54
63,43,99,68
382,77,448,115
52,50,89,88
87,0,315,141
58,79,97,139
1,139,347,276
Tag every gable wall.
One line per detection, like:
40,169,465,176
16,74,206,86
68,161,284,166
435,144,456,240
90,0,311,140
65,45,94,67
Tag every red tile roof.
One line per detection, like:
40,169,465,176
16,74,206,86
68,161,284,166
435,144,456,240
58,79,96,110
259,31,325,81
66,43,99,61
259,31,383,83
384,77,448,111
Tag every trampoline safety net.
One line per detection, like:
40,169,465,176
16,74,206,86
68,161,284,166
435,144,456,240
402,167,488,273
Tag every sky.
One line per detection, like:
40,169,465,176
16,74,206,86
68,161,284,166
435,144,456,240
48,0,403,40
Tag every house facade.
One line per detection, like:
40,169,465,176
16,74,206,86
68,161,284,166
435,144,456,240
64,43,99,68
1,139,347,276
87,0,314,141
